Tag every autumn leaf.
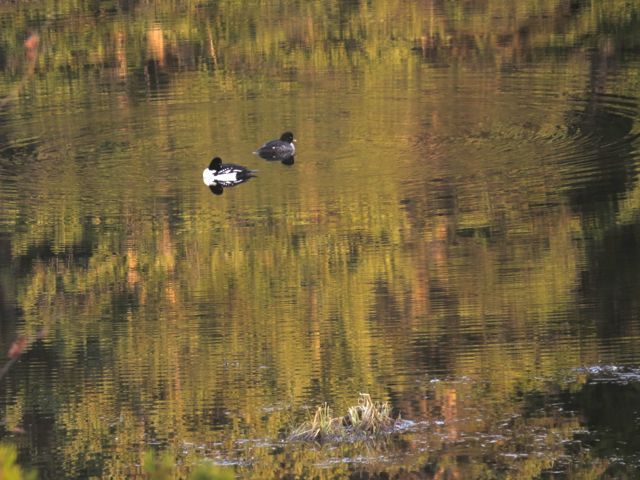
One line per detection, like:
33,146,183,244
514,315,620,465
7,337,28,359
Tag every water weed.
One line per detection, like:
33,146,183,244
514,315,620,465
290,394,400,442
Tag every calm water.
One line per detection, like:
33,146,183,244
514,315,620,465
1,1,640,478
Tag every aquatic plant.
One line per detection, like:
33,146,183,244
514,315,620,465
289,393,399,442
345,393,395,434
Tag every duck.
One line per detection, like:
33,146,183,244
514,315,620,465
253,131,296,165
202,157,257,195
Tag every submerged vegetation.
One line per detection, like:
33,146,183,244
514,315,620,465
289,394,400,442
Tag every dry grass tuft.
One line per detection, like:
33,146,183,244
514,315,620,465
289,393,399,442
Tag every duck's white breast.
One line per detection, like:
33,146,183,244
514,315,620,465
203,168,220,186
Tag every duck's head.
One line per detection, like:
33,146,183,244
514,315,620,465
208,157,223,171
209,184,224,195
280,132,295,143
203,157,223,185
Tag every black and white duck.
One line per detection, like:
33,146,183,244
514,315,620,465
202,157,257,195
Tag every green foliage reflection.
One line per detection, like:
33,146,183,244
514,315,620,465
0,0,639,478
0,444,37,480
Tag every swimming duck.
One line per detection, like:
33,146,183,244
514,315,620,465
202,157,257,195
254,131,296,165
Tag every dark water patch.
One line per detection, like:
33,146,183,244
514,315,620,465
577,221,640,338
560,366,640,476
0,135,41,163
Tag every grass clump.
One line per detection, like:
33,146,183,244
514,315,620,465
289,393,399,442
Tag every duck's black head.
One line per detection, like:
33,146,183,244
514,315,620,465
209,184,224,195
208,157,223,171
280,132,295,143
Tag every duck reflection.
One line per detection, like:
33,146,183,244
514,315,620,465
202,157,257,195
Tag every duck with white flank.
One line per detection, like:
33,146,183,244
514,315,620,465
254,131,296,165
202,157,257,195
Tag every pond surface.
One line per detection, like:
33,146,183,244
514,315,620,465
1,1,640,478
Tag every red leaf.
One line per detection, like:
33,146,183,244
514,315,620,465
24,34,39,51
7,337,28,359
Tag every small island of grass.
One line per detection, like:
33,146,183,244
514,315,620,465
289,393,402,442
